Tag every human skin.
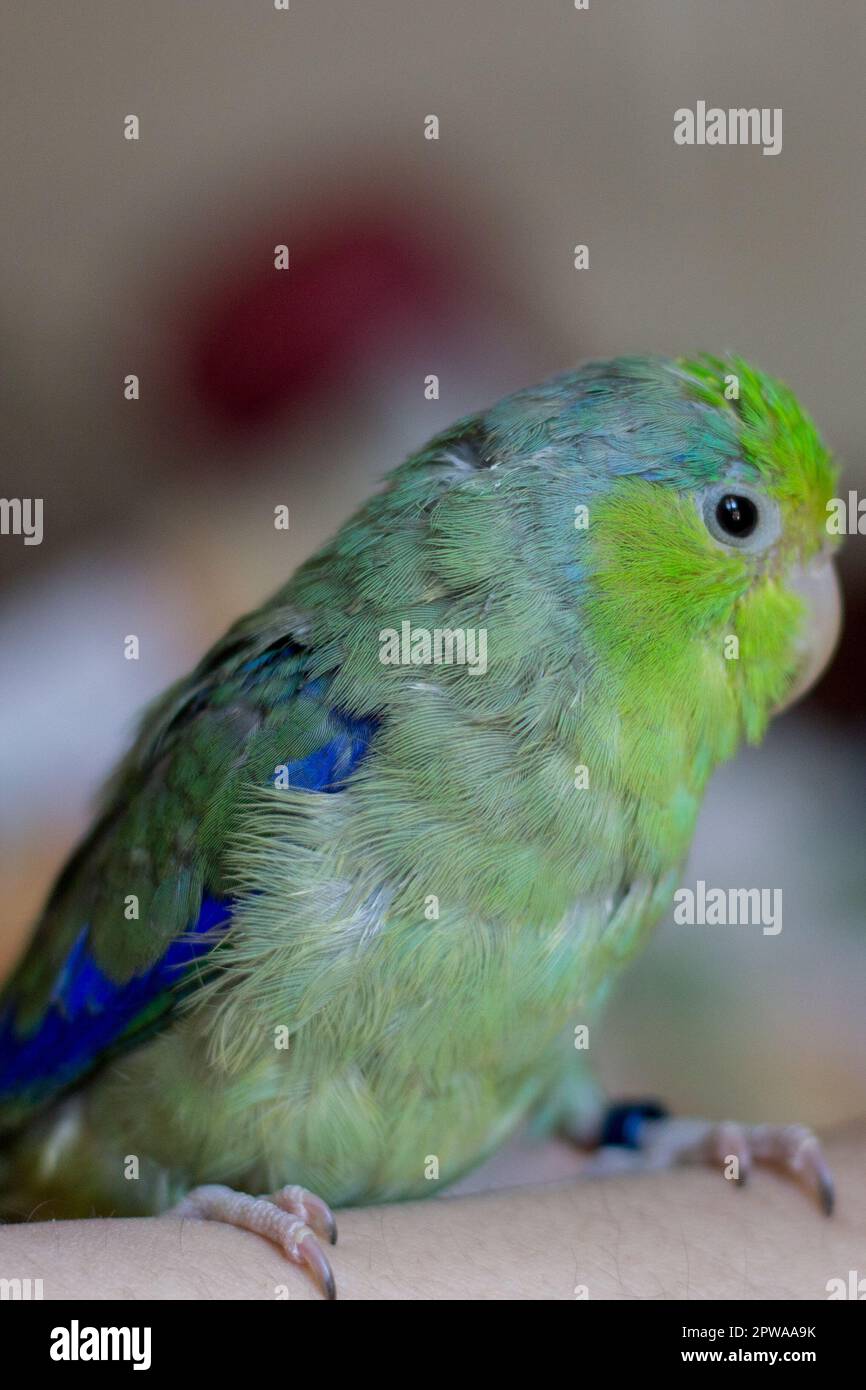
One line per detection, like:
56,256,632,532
1,1122,862,1300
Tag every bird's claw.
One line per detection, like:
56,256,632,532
168,1182,339,1298
699,1121,835,1216
584,1108,835,1217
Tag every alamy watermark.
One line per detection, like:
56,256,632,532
50,1321,151,1370
1,1276,43,1299
379,620,487,675
0,497,43,545
674,103,782,157
674,879,782,936
826,491,866,535
826,1270,866,1299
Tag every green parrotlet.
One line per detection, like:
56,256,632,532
0,354,842,1297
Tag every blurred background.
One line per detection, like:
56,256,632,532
1,1,864,1132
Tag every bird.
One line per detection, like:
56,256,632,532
0,354,842,1298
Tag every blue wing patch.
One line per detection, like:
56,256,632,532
276,702,379,791
0,896,232,1101
0,691,378,1108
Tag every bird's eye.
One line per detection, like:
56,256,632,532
715,494,758,539
701,483,780,553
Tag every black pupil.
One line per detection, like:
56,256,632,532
716,494,758,538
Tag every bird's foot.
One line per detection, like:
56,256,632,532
581,1102,834,1216
167,1182,338,1298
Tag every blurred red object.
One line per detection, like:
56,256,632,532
179,199,462,438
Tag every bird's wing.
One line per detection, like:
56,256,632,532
0,609,377,1132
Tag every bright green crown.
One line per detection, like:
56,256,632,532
677,353,838,548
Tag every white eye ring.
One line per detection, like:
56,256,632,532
699,483,781,554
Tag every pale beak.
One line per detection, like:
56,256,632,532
776,558,843,711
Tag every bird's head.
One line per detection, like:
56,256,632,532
565,354,841,753
436,354,842,776
680,354,840,717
